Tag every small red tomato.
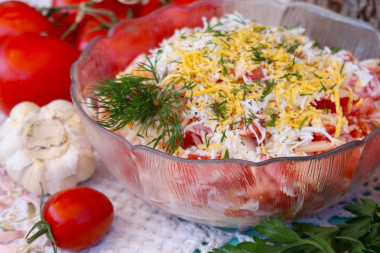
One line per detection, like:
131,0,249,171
0,1,55,37
75,17,109,52
27,187,114,251
138,0,164,17
0,33,79,114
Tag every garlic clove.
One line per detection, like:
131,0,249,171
45,146,79,194
41,100,76,122
9,102,39,121
22,160,48,195
76,154,96,182
0,131,22,161
5,149,33,184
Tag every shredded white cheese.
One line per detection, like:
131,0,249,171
113,13,380,162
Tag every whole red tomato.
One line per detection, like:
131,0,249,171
138,0,166,17
0,33,79,114
0,1,55,37
27,187,114,251
75,17,109,51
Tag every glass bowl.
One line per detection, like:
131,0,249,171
71,0,380,227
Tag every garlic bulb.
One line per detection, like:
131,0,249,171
0,100,96,195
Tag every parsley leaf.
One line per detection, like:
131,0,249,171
211,198,380,253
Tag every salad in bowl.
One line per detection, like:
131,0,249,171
71,0,380,227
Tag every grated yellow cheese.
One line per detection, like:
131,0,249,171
119,13,376,160
155,18,352,140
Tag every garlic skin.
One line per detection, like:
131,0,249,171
0,100,96,195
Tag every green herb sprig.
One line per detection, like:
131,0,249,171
262,109,278,127
210,198,380,253
260,80,275,101
91,70,194,155
211,100,228,120
280,72,302,81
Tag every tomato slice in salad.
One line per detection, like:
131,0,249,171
312,97,350,114
246,66,264,82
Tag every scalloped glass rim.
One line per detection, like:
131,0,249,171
71,0,380,167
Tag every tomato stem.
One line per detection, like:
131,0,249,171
25,220,49,243
40,1,118,40
25,183,58,253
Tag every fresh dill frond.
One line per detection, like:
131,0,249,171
137,55,160,83
220,129,227,143
312,72,322,79
223,149,230,159
287,56,298,71
286,40,299,54
312,40,321,48
249,111,257,119
285,22,301,30
91,74,194,155
211,100,228,119
251,50,266,62
241,84,251,100
330,46,340,54
262,109,278,127
232,88,240,98
319,81,327,92
219,54,228,76
204,133,210,148
280,72,302,81
299,116,308,130
233,13,246,25
260,80,275,101
340,62,346,75
243,116,252,129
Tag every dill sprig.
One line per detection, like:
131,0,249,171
260,80,275,101
280,72,302,81
262,109,278,127
211,100,228,120
137,55,161,82
91,74,194,155
252,50,266,62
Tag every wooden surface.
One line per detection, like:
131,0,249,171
296,0,380,29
